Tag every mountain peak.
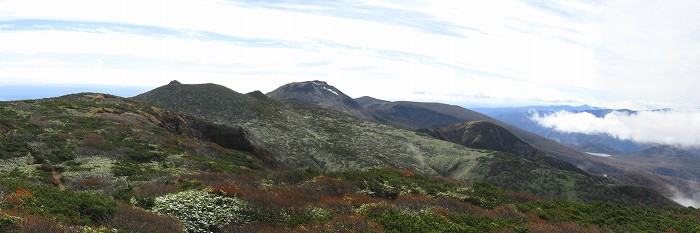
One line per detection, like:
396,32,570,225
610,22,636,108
266,80,373,119
168,80,181,85
273,80,341,96
356,96,389,109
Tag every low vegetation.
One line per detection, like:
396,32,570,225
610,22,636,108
0,90,697,232
4,169,697,232
134,83,674,209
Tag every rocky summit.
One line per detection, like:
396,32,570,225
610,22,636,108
266,80,375,120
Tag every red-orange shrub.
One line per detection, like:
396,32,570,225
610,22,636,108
395,194,435,211
431,207,451,217
179,140,199,150
159,138,178,149
48,176,61,188
0,209,22,217
212,185,246,198
0,125,10,135
308,176,356,197
488,204,526,220
38,163,54,172
16,215,65,233
133,183,179,198
344,194,383,208
222,222,290,233
71,129,87,136
434,196,486,215
232,173,264,187
179,172,239,187
528,221,603,233
55,133,71,140
431,176,466,186
208,143,228,154
275,189,318,208
108,202,184,233
5,188,34,207
506,192,541,202
77,177,107,189
309,214,384,233
402,170,415,177
82,132,105,148
318,197,352,214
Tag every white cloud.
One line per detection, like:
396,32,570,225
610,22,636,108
0,1,699,108
672,193,700,208
531,110,700,147
594,1,700,107
668,185,700,208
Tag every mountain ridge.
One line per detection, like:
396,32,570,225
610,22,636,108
257,80,700,206
133,81,676,208
0,81,687,231
418,121,592,177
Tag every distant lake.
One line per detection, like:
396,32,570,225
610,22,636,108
586,152,611,157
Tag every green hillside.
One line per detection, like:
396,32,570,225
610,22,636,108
0,93,263,188
133,82,675,208
0,90,694,232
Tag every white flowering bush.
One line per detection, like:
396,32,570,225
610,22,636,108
152,189,247,232
437,187,472,200
306,206,332,222
80,225,118,233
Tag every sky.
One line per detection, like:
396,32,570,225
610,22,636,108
1,0,700,109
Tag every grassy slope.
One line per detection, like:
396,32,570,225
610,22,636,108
0,93,261,194
133,83,676,208
358,98,699,203
0,92,695,232
134,83,488,175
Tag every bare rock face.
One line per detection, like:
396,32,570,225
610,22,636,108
266,80,374,120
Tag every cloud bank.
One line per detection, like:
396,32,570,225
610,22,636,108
531,110,700,147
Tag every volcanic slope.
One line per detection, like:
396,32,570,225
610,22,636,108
266,80,376,120
133,81,675,208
